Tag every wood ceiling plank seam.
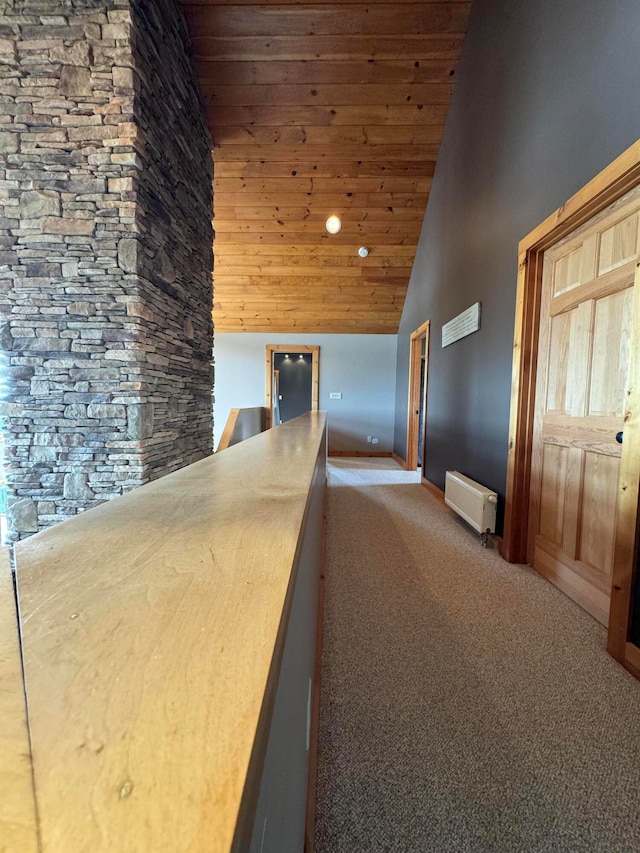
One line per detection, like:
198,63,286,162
214,274,411,284
201,83,455,107
214,212,424,223
210,126,446,144
190,35,466,63
214,226,423,236
213,193,429,206
214,177,432,191
194,59,458,86
214,283,410,291
214,285,409,293
215,306,407,312
212,233,420,245
214,264,414,273
210,144,441,161
215,243,417,255
215,326,401,335
181,0,470,6
215,314,404,321
209,105,450,127
213,161,436,178
183,4,471,38
215,292,409,299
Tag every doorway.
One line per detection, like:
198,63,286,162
265,345,319,429
273,352,313,424
504,140,640,674
407,321,430,471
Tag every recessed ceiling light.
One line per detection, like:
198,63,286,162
358,246,369,258
326,215,342,234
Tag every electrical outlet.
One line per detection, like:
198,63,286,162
371,437,379,445
367,435,372,443
329,392,342,400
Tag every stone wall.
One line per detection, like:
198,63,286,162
0,0,213,542
131,0,214,479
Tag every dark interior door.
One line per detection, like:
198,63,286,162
273,353,313,424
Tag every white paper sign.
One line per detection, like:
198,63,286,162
442,302,481,348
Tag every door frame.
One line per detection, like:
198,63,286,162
503,139,640,676
265,344,319,429
406,320,430,471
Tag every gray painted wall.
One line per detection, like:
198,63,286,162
394,0,640,530
215,334,397,452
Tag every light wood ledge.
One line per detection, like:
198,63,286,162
0,548,38,853
14,412,327,853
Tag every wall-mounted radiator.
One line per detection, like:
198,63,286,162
444,471,498,545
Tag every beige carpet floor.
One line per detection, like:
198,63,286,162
315,458,640,852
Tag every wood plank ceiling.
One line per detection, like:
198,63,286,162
179,0,472,333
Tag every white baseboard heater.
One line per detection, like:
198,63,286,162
444,471,498,546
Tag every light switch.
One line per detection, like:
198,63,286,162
329,392,342,400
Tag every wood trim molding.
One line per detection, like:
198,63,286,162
504,139,640,565
328,450,392,458
622,641,640,681
217,407,267,452
217,408,240,452
608,261,640,662
406,319,430,471
392,452,406,468
421,476,444,501
265,345,320,429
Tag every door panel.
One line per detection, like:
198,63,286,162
530,186,640,625
589,289,632,415
579,451,618,578
597,210,639,275
545,313,571,412
552,235,596,296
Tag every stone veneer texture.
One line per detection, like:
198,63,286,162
0,0,214,542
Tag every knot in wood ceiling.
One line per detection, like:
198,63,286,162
180,0,472,333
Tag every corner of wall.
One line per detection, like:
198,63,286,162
0,0,213,543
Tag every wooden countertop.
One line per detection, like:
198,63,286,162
0,548,38,853
14,412,327,853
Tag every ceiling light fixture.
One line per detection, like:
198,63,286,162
358,246,369,258
325,215,342,235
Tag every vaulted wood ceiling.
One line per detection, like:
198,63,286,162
180,0,471,333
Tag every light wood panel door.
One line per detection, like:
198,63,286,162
530,187,640,625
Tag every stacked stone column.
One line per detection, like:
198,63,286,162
0,0,214,543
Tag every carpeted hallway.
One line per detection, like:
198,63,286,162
315,458,640,853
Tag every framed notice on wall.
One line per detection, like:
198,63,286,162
442,302,481,348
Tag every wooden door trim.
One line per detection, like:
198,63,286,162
608,261,640,661
265,345,319,429
503,139,640,674
406,320,430,471
504,139,640,563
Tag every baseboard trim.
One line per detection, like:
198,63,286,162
421,476,445,501
328,450,392,458
392,452,406,468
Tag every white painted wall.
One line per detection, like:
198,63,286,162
213,333,398,453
